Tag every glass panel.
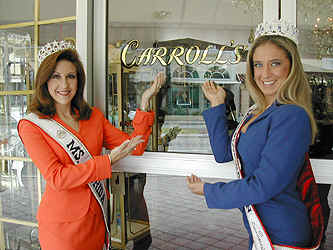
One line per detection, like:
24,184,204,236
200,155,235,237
107,0,262,154
308,72,333,160
0,29,34,91
110,173,151,245
110,173,250,249
1,222,40,249
0,0,34,25
107,1,262,249
40,0,76,20
0,161,39,222
39,21,76,45
132,174,248,249
297,1,333,160
297,0,333,60
107,72,119,127
0,95,28,158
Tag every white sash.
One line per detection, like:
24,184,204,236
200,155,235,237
23,113,111,249
231,106,319,250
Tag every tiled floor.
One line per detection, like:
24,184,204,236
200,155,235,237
123,174,333,250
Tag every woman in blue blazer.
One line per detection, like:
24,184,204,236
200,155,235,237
187,20,323,250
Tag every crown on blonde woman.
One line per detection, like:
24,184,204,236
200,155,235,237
254,19,299,45
38,40,75,64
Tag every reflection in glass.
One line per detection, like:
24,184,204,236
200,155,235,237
297,0,333,59
0,0,34,25
2,222,40,249
142,174,247,249
0,95,28,157
110,173,151,248
308,72,333,160
107,0,261,155
39,22,76,45
108,45,247,154
307,70,333,247
40,0,75,20
107,1,262,248
0,30,34,92
107,73,119,127
0,161,39,222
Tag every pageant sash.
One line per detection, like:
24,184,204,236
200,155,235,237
231,106,273,250
231,106,322,250
23,113,111,249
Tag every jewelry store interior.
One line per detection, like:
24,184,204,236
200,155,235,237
0,0,333,249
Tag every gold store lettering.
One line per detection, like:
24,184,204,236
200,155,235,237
121,40,245,67
186,46,200,65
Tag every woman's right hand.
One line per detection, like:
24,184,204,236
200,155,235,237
201,80,226,107
186,174,205,196
140,72,166,111
108,135,144,165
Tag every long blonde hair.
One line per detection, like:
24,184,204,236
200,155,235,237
246,35,317,142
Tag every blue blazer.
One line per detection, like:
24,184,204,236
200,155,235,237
202,102,312,248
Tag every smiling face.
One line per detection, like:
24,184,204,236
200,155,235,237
47,60,78,109
252,42,291,106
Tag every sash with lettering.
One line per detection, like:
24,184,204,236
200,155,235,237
231,105,323,250
24,113,111,250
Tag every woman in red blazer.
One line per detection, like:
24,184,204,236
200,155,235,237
18,41,165,250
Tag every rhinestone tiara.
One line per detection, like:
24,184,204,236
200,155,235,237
254,19,299,45
38,40,75,64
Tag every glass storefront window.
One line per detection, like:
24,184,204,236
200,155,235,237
0,95,28,158
1,222,39,249
297,0,333,160
0,1,76,248
297,0,333,60
107,1,263,248
107,1,262,154
40,0,76,20
0,161,39,222
39,21,76,45
0,0,34,25
0,29,34,92
308,71,333,160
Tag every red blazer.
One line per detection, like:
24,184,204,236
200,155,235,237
18,107,154,223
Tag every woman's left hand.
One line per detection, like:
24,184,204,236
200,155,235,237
140,72,166,111
186,174,205,195
109,135,144,165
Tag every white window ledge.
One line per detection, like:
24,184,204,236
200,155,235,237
113,152,333,184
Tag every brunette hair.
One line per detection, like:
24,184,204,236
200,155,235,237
29,49,92,120
246,35,317,142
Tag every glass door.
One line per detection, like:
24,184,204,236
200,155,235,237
0,0,76,248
